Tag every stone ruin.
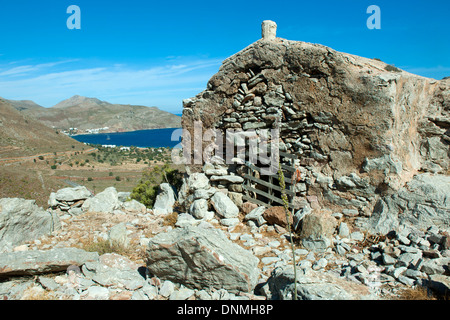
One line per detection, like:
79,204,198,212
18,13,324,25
180,20,449,237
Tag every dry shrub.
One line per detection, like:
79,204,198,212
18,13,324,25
398,286,436,300
162,211,178,227
82,239,132,256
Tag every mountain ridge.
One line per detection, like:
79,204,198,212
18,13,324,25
5,95,182,134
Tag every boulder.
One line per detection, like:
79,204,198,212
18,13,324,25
0,198,60,249
187,173,210,191
210,191,239,218
82,187,120,213
263,206,292,228
54,186,92,202
146,225,260,293
82,253,145,291
189,198,209,219
122,199,146,213
0,247,99,277
298,210,337,252
152,183,176,215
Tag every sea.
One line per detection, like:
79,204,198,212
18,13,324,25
71,128,183,149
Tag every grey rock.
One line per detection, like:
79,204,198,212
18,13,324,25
55,186,92,202
82,187,120,213
293,204,312,230
367,198,399,236
193,187,217,200
220,218,240,227
210,175,244,184
153,183,176,215
245,206,267,226
108,223,129,248
338,222,350,237
187,173,210,190
117,192,131,202
189,199,209,219
159,280,175,298
175,213,200,228
83,253,145,290
381,253,397,265
0,198,61,248
267,266,376,300
342,209,359,217
425,274,450,296
210,191,239,218
122,199,146,213
38,276,60,291
146,225,260,293
0,247,99,277
169,287,195,300
84,285,110,300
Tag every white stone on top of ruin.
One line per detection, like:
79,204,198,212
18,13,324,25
261,20,277,40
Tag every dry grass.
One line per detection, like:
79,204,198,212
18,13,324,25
162,211,179,227
397,286,437,300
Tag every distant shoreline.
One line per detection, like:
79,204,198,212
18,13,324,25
69,127,183,149
69,127,182,137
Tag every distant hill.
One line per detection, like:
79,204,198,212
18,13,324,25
8,95,182,134
0,98,85,158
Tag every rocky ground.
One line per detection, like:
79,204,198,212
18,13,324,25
0,172,448,300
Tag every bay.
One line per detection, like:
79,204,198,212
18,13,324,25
71,128,182,148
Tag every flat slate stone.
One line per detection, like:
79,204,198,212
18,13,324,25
0,247,99,277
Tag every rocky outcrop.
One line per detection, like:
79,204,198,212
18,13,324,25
368,173,450,235
0,198,60,250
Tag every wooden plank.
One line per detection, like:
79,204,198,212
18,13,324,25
280,163,297,173
243,174,295,196
243,185,294,208
242,195,270,208
245,162,295,184
242,194,296,210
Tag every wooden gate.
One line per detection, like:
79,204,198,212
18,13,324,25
242,151,298,210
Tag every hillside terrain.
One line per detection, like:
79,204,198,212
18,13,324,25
0,98,86,158
6,95,181,134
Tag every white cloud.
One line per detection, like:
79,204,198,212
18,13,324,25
0,58,222,112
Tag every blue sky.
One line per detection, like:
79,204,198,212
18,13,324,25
0,0,448,113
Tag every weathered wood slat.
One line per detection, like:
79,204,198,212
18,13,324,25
242,195,270,208
243,185,295,208
280,163,297,173
243,174,295,196
245,162,294,185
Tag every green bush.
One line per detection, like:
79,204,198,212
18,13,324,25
50,165,57,170
385,64,401,72
130,164,183,208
